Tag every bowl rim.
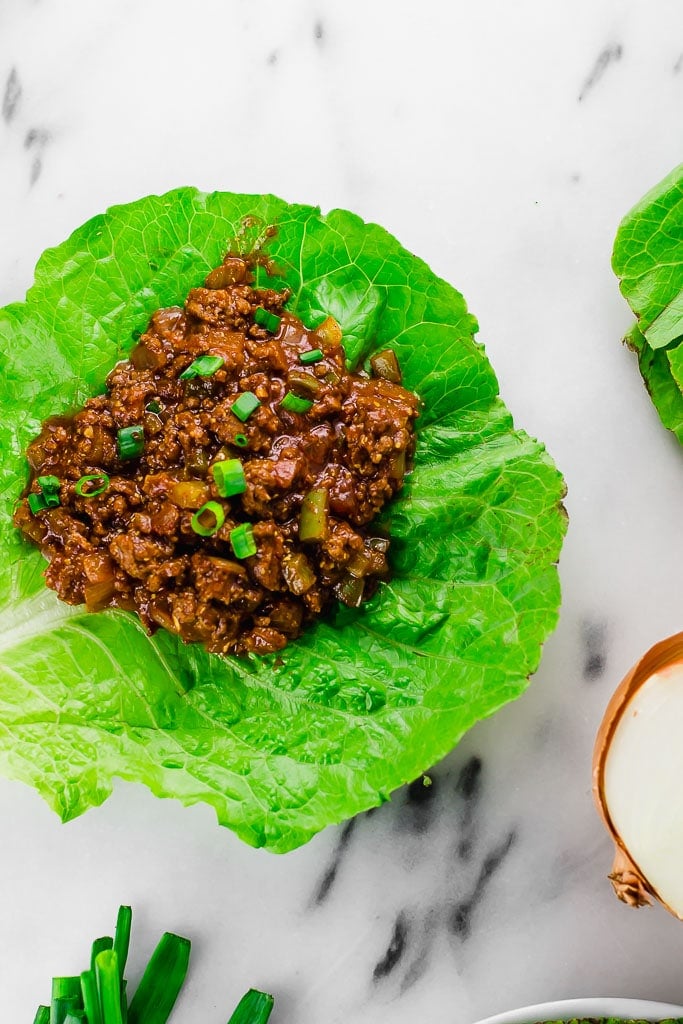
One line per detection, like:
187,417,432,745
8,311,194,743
474,997,683,1024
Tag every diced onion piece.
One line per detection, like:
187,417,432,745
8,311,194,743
84,579,116,612
299,489,328,542
334,574,365,608
314,315,342,346
370,348,402,383
287,371,321,398
169,480,209,509
282,553,316,595
389,450,406,481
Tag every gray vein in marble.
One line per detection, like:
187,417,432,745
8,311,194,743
455,755,482,861
398,909,439,994
449,829,517,939
373,911,409,981
674,53,683,74
311,816,357,905
581,618,607,681
24,127,51,185
404,773,438,833
2,67,21,123
267,50,279,66
314,19,324,44
578,44,623,101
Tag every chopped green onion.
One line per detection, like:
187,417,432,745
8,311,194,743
370,348,402,383
28,491,50,515
230,523,257,559
179,354,224,379
227,989,275,1024
280,392,313,414
75,473,110,498
231,391,261,422
145,400,161,414
51,978,82,1024
233,433,249,448
38,474,60,494
36,475,60,507
32,1007,50,1024
299,348,324,365
254,306,281,332
212,459,247,497
117,425,144,460
113,905,132,980
127,933,191,1024
95,950,123,1024
288,371,321,397
91,937,113,973
299,488,328,542
80,970,103,1024
191,500,226,537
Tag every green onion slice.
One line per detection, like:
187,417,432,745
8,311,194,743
179,354,224,379
145,400,161,414
231,391,261,422
127,932,191,1024
113,905,132,980
37,474,60,494
32,1007,50,1024
75,473,110,498
299,348,324,365
254,306,281,333
280,392,313,414
233,433,249,448
90,937,113,973
28,491,50,515
80,970,103,1024
227,989,275,1024
230,523,257,559
191,500,225,537
51,978,82,1024
117,425,144,460
212,459,247,497
95,950,124,1024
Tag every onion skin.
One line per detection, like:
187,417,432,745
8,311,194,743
592,631,683,916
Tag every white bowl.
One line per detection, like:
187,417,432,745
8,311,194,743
476,999,683,1024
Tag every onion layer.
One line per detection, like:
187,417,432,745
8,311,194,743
593,632,683,918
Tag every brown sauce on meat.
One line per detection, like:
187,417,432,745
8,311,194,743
13,254,419,655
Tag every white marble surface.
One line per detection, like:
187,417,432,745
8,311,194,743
2,1,683,1021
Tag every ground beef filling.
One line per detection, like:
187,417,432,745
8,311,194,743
13,255,419,655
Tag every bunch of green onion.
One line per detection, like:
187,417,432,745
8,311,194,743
33,905,274,1024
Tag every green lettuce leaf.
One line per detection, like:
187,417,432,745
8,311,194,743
624,324,683,444
613,162,683,350
0,189,566,852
